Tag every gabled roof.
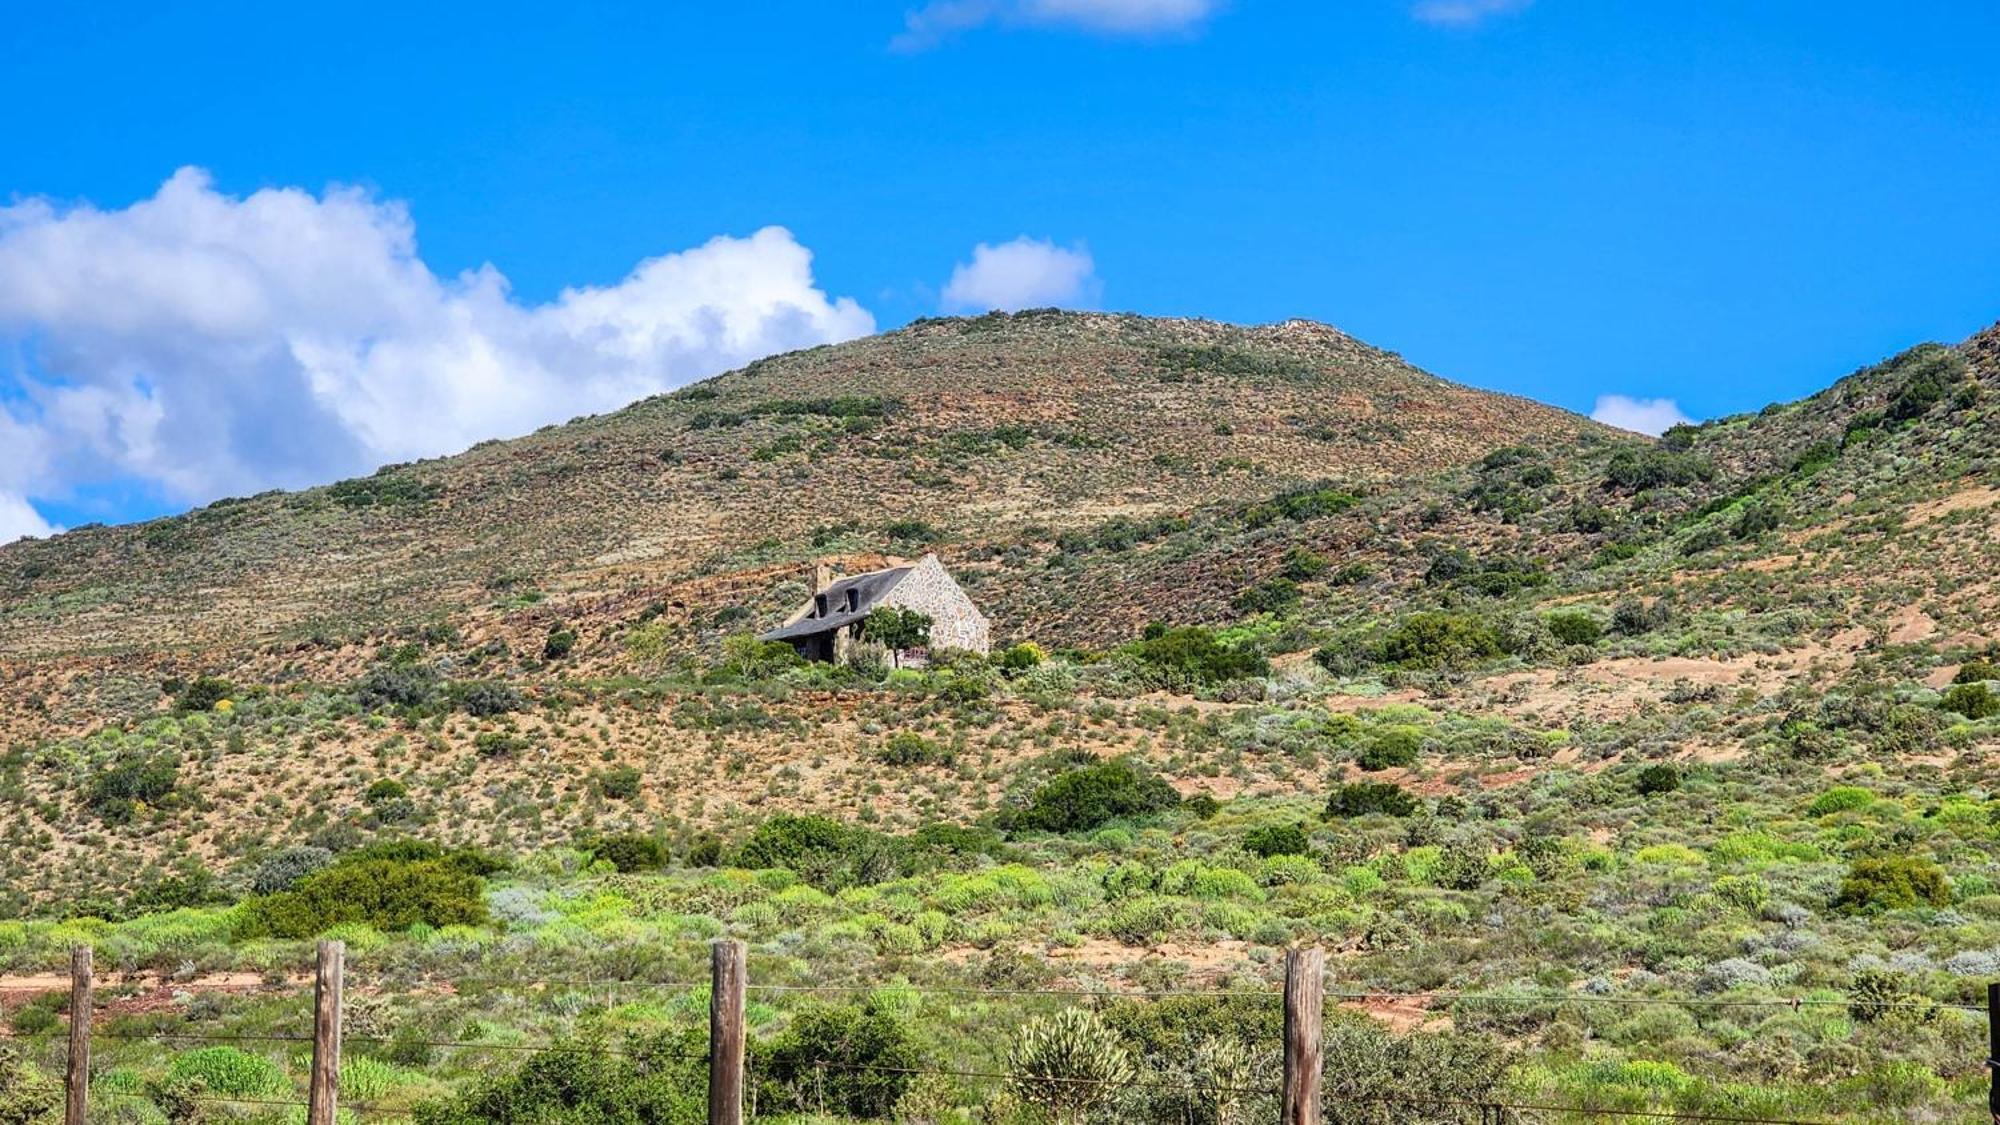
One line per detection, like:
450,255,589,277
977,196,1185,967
759,564,915,642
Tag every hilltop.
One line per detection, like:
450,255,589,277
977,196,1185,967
0,310,1607,664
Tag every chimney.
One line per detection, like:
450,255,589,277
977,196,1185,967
811,562,832,595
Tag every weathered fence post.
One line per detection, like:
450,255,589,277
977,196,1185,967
1281,946,1324,1125
1987,981,1999,1124
709,938,747,1125
64,946,91,1125
307,940,345,1125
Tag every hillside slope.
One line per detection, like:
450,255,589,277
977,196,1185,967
0,311,1609,659
1,316,1996,1124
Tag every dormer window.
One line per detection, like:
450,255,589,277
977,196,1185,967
814,593,830,617
845,588,859,612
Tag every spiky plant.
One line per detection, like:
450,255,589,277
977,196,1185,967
1005,1008,1135,1125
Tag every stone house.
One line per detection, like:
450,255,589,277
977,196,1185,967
759,554,990,664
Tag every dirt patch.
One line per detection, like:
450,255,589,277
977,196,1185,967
1907,485,2000,526
1888,604,1938,645
1047,938,1257,984
0,972,304,1034
1338,992,1444,1034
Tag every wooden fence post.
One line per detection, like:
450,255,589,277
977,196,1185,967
64,946,91,1125
307,940,345,1125
1281,946,1324,1125
1987,981,1999,1124
709,938,747,1125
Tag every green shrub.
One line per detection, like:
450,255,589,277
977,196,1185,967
905,822,1007,870
1611,599,1671,635
882,518,941,544
454,680,524,717
1847,969,1944,1026
86,750,182,825
1732,502,1783,539
0,1041,59,1122
125,863,231,916
542,626,577,660
1128,626,1269,686
1834,855,1950,913
1001,760,1180,834
587,832,668,873
1808,785,1875,816
1546,611,1603,646
1681,525,1727,556
1325,782,1418,818
473,732,529,759
1357,728,1422,771
1321,1017,1511,1119
1006,1008,1134,1125
1234,577,1301,616
756,1000,924,1119
1378,613,1504,670
1243,823,1311,858
166,1046,290,1098
1282,547,1329,581
862,606,934,655
1635,764,1682,795
1954,659,1999,685
1605,448,1715,490
1329,561,1376,586
1942,683,1999,720
1883,345,1965,421
683,834,724,868
414,1032,703,1125
598,766,643,800
734,814,901,890
7,995,60,1037
174,676,235,713
880,731,955,766
1431,839,1492,891
236,858,488,939
999,642,1045,671
1453,556,1549,597
356,662,441,709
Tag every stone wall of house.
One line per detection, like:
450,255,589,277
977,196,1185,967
880,555,991,655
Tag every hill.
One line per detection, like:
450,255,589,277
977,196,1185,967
1,310,1998,1121
0,311,1608,662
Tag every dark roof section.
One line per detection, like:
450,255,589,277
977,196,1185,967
759,565,914,642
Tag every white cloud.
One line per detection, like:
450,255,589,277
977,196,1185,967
1411,0,1532,28
894,0,1219,50
941,237,1100,312
0,167,874,540
0,494,55,544
1591,394,1696,437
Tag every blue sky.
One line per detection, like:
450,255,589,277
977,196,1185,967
2,1,1998,539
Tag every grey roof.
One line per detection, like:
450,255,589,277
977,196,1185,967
759,565,914,642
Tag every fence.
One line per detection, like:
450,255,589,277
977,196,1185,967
37,941,2000,1124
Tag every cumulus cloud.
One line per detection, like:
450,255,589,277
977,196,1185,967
0,494,55,543
894,0,1219,50
1411,0,1532,27
0,167,874,543
941,237,1100,313
1591,394,1696,437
